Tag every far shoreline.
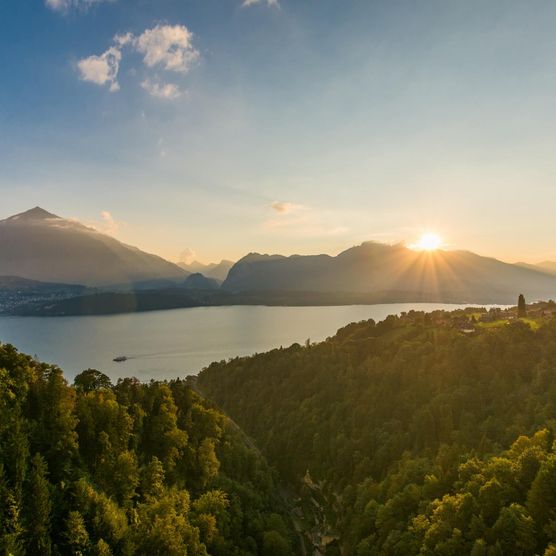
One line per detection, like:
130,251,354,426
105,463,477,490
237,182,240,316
2,288,521,318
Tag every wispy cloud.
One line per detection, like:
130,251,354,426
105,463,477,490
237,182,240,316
179,248,197,265
141,79,182,100
264,202,348,237
99,210,121,235
271,201,303,214
77,46,122,92
77,24,199,98
242,0,279,7
45,0,113,13
72,211,123,236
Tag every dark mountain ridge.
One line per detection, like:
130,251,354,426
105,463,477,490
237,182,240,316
182,273,220,290
223,241,556,303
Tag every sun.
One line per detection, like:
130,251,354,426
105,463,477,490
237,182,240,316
414,232,443,251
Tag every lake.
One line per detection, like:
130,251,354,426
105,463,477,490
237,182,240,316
0,303,491,382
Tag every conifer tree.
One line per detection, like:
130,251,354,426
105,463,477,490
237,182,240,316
26,453,52,556
142,456,165,499
0,466,24,555
518,293,527,318
65,511,90,555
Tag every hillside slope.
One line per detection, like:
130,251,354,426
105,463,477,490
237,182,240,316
199,307,556,554
0,343,297,554
0,207,187,286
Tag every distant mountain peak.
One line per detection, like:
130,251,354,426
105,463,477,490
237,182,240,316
4,207,60,222
337,241,402,259
0,207,187,286
177,258,235,281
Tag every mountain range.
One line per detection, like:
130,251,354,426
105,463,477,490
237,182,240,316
222,242,556,304
2,207,556,308
177,259,234,281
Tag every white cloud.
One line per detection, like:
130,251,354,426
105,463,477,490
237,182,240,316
179,248,197,265
141,79,182,100
242,0,279,7
77,24,198,95
74,211,122,236
45,0,113,13
99,210,121,235
114,32,133,47
77,46,122,92
133,25,200,73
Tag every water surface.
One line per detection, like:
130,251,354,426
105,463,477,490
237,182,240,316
0,303,488,381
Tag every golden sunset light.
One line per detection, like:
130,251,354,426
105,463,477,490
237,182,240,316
3,2,556,554
411,232,443,251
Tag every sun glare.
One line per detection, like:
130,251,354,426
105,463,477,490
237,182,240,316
414,232,443,251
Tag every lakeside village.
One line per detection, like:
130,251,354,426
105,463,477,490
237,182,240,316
400,297,556,334
0,283,85,315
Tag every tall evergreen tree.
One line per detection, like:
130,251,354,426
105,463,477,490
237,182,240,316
518,293,527,318
65,511,90,555
0,465,24,555
25,453,52,556
142,456,165,499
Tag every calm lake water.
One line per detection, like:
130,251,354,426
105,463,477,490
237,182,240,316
0,303,488,381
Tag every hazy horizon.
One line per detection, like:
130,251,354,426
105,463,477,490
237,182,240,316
2,1,556,264
1,204,555,268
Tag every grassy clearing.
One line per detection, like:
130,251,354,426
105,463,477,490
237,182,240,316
476,319,510,329
475,317,543,330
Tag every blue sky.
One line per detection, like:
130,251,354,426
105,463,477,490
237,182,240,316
2,0,556,264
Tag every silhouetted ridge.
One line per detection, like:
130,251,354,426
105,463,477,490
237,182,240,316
4,206,60,222
222,241,556,303
182,273,220,290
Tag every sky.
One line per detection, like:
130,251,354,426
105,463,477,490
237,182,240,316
1,0,556,264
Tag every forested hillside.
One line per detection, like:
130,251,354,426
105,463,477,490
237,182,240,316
199,307,556,555
0,345,296,555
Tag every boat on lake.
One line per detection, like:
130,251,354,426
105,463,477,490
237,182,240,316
113,356,128,362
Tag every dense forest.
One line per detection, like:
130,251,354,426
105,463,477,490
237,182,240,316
199,305,556,555
0,344,297,555
5,305,556,555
